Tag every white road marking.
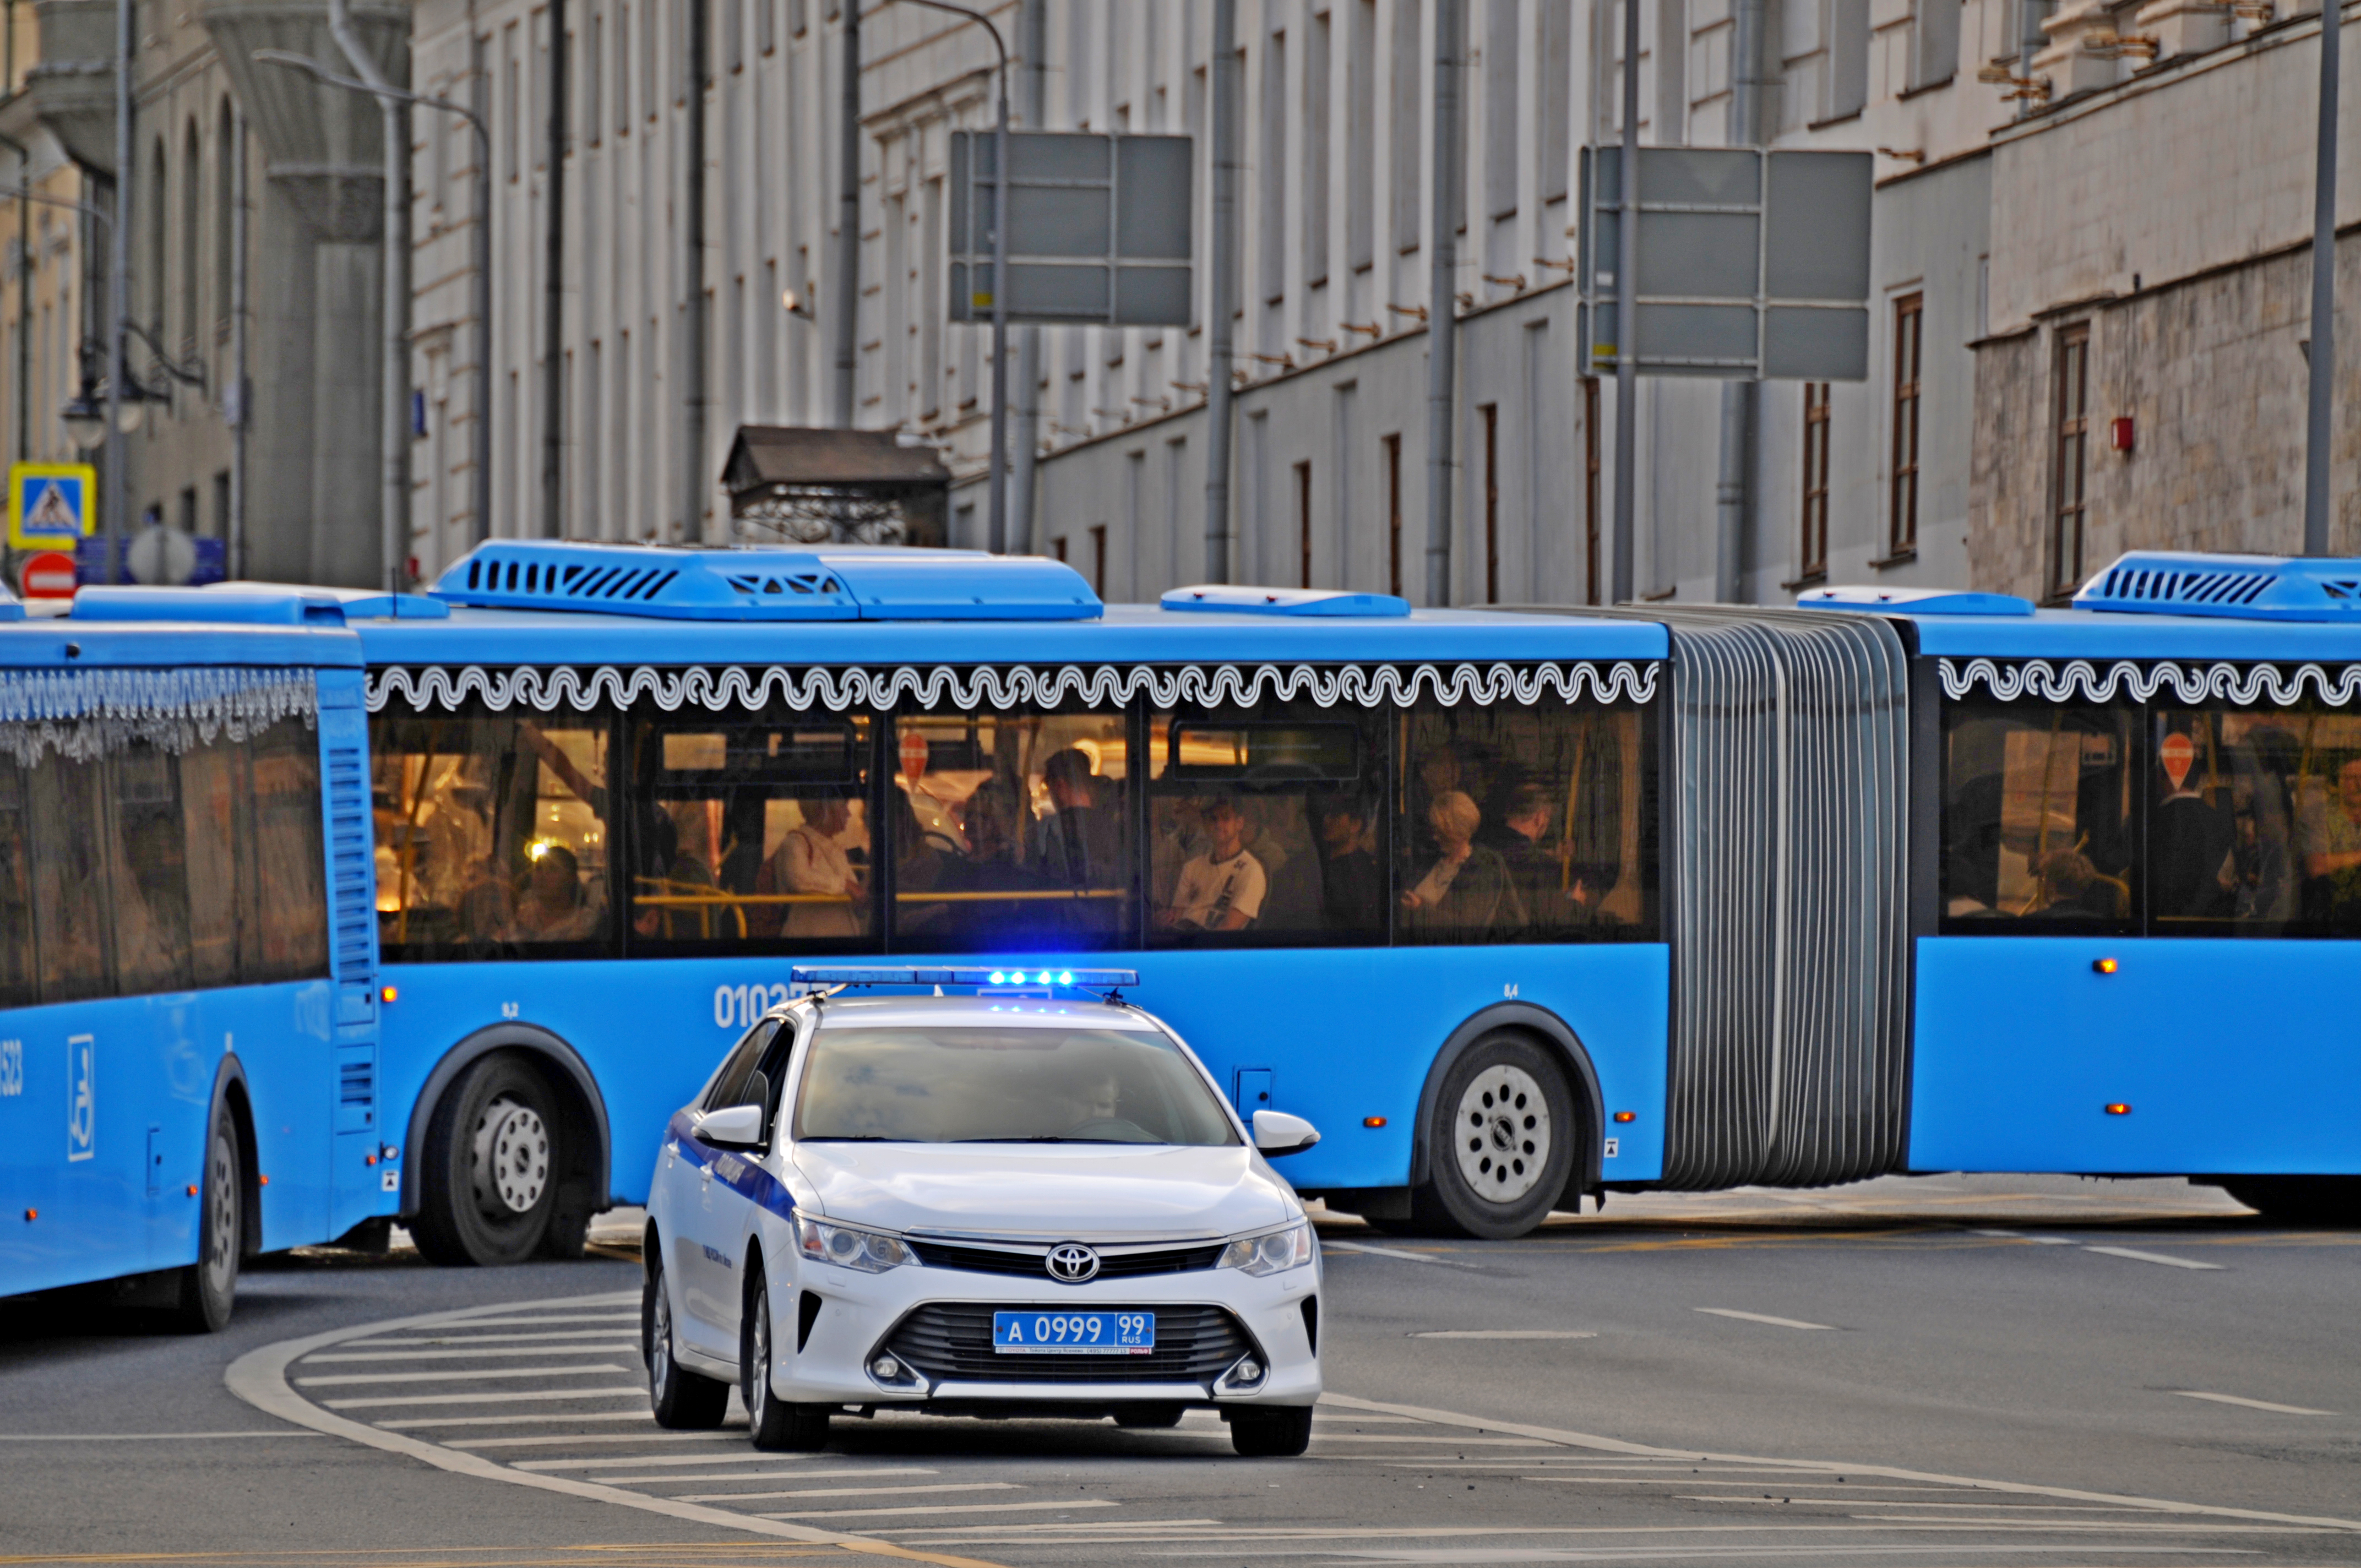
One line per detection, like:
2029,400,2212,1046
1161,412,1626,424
1412,1331,1599,1340
1311,1414,1425,1423
1968,1230,2077,1245
516,1451,851,1471
1323,1240,1484,1268
1312,1434,1553,1445
760,1499,1119,1521
617,1467,940,1487
1317,1392,2361,1532
1253,1548,2262,1562
2083,1246,2226,1271
345,1330,641,1346
450,1433,744,1448
323,1387,649,1410
0,1431,325,1441
375,1409,671,1430
303,1345,635,1363
297,1365,631,1386
1694,1309,1837,1331
422,1312,640,1327
2171,1390,2336,1415
680,1482,1019,1504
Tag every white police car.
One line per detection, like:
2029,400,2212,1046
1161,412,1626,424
640,967,1324,1456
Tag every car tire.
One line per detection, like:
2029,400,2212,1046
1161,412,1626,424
1411,1033,1577,1240
412,1053,561,1266
644,1250,729,1429
1228,1405,1314,1457
744,1274,830,1451
1113,1404,1187,1429
170,1109,243,1333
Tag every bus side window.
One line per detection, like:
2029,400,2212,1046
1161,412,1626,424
249,718,331,981
28,750,113,1003
181,736,246,988
108,742,195,996
0,759,34,1008
1940,703,2135,932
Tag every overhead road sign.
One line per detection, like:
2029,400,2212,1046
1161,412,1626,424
1577,146,1872,380
8,461,96,549
950,131,1194,327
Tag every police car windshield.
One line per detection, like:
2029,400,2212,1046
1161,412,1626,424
792,1026,1239,1146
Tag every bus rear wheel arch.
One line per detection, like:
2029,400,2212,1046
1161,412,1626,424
405,1026,611,1267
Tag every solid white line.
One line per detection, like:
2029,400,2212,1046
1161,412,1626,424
1309,1434,1551,1445
2084,1246,2226,1271
1321,1239,1482,1268
1411,1330,1598,1340
761,1499,1118,1521
1316,1392,2361,1532
374,1409,671,1430
517,1451,852,1471
421,1313,641,1327
1694,1308,1837,1331
682,1483,1020,1504
617,1467,937,1487
2171,1390,2336,1415
345,1330,643,1346
304,1345,635,1363
297,1365,630,1386
0,1431,325,1441
323,1387,649,1410
451,1433,744,1449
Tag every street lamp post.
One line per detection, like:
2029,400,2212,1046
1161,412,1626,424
255,49,495,562
904,0,1010,554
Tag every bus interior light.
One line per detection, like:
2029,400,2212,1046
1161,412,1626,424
2093,957,2119,974
1613,1110,1637,1123
2104,1103,2132,1115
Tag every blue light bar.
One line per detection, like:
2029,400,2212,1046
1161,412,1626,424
788,966,1139,989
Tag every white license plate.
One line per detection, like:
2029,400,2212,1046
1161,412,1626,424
991,1310,1155,1354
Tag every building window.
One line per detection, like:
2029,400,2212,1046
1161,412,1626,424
1294,460,1313,588
1089,524,1108,598
1479,402,1500,602
2051,324,2091,600
1383,433,1403,597
1800,382,1831,581
1053,535,1068,562
1888,293,1922,557
1584,379,1602,605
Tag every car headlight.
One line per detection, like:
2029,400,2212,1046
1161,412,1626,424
1218,1219,1314,1277
791,1213,916,1274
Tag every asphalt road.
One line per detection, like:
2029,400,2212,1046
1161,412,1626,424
3,1174,2355,1568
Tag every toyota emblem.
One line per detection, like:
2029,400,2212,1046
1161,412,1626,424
1045,1242,1101,1283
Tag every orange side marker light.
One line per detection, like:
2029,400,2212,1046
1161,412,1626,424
2104,1103,2132,1116
258,1174,269,1186
186,1185,199,1196
1363,1116,1388,1128
380,986,398,1004
22,1208,34,1222
1613,1110,1637,1124
2093,957,2119,974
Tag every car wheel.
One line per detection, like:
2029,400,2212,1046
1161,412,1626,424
644,1250,728,1429
170,1111,242,1333
413,1053,561,1266
1229,1405,1314,1457
744,1273,830,1451
1414,1034,1577,1240
1113,1404,1186,1429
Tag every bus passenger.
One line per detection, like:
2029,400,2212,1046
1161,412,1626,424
509,843,602,942
1031,748,1123,889
774,797,865,937
2296,756,2361,923
1401,791,1525,935
1499,783,1590,930
1157,797,1265,933
1313,798,1383,930
2031,847,2106,920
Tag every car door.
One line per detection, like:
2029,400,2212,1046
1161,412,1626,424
672,1019,778,1358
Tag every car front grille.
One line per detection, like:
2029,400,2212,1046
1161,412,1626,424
885,1302,1253,1385
905,1239,1225,1280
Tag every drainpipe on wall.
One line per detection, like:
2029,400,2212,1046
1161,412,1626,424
229,110,247,577
542,0,566,538
1424,0,1463,607
683,0,708,541
832,0,859,428
1009,0,1045,556
1201,0,1237,584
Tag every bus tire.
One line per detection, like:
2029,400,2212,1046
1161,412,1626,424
1411,1033,1576,1240
644,1248,729,1429
171,1106,243,1332
2221,1176,2361,1226
412,1053,561,1266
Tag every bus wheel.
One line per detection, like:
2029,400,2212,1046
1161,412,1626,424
1412,1035,1575,1240
171,1109,243,1332
414,1053,560,1266
2221,1176,2361,1226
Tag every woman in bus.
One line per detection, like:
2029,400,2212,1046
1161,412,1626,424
773,796,866,938
508,843,603,943
1401,790,1525,937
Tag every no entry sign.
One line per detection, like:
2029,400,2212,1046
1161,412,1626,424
19,550,77,599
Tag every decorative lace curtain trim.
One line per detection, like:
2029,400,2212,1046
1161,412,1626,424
1939,657,2361,707
0,666,319,765
366,660,1661,715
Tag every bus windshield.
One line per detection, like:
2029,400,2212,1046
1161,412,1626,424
793,1025,1240,1146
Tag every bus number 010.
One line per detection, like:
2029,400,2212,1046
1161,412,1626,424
714,983,798,1030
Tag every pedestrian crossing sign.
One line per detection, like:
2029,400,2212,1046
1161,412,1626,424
8,462,96,549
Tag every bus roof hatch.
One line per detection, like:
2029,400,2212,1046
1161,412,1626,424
2070,551,2361,622
1794,585,2034,616
430,541,1102,621
1160,584,1412,617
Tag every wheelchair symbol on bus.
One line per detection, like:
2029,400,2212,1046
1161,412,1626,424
66,1034,95,1161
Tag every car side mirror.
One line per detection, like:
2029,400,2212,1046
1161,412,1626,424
697,1102,765,1148
1252,1109,1320,1157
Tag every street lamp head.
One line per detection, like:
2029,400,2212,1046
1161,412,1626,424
59,386,106,449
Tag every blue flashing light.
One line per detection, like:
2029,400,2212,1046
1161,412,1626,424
789,965,1140,990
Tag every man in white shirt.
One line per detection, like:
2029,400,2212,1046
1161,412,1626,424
1157,797,1266,933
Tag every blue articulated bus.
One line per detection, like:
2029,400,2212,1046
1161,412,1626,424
0,585,396,1326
